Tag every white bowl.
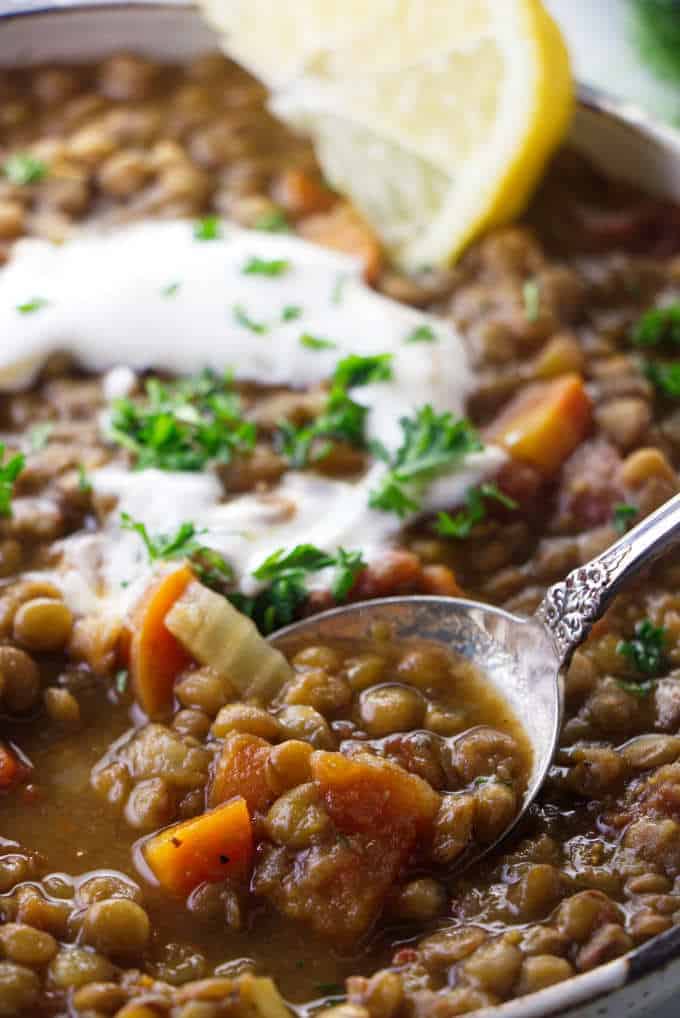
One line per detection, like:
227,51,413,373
2,4,680,1016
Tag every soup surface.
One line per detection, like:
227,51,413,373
1,49,680,1018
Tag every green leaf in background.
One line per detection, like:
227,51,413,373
630,0,680,85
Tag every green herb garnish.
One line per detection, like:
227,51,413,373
300,334,337,351
77,465,92,493
436,483,518,539
254,209,290,233
617,677,656,700
332,353,393,389
0,444,25,518
282,305,302,322
618,619,668,677
121,513,233,589
16,297,49,314
28,423,53,452
613,503,638,535
232,543,365,634
242,256,290,277
161,281,181,298
645,360,680,397
632,303,680,347
522,279,541,323
369,406,483,518
631,0,680,84
109,369,255,472
115,669,129,695
233,304,267,335
277,387,367,468
193,216,221,241
3,153,47,185
406,324,437,344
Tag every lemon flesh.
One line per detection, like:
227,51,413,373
201,0,573,270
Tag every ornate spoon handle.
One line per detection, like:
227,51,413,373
535,492,680,666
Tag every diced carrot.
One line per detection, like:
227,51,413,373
209,732,273,815
311,750,439,839
486,373,592,476
0,743,23,790
274,168,336,218
128,564,194,718
144,797,253,896
420,564,464,598
298,203,383,284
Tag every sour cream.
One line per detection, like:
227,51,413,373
0,220,504,616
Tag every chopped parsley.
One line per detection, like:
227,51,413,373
28,423,53,452
617,677,656,700
231,543,365,634
282,305,302,322
161,281,181,298
277,387,367,468
121,514,233,589
632,303,680,347
242,256,290,277
233,304,267,334
3,152,47,185
618,619,668,679
109,369,256,471
406,324,437,344
436,483,518,539
300,334,337,351
332,353,393,389
193,216,221,241
0,444,25,518
16,297,49,314
115,669,129,695
613,502,638,535
254,209,290,233
331,273,348,305
522,279,541,323
77,465,92,493
369,406,483,518
645,359,680,397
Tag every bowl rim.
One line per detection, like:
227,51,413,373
2,1,680,1014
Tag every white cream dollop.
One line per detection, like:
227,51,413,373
0,220,504,616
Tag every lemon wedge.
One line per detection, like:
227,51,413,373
201,0,573,270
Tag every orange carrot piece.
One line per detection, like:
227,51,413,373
144,797,253,896
311,750,439,838
209,732,273,815
274,168,336,217
485,373,592,476
0,743,22,790
298,203,383,284
128,564,194,718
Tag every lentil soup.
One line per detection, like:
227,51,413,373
0,49,680,1018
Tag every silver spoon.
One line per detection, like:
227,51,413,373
271,491,680,868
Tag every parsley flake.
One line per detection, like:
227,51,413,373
613,503,638,535
618,619,668,678
369,406,483,518
300,334,337,351
645,360,680,397
121,513,233,590
523,279,541,323
436,483,518,539
332,353,393,389
3,152,47,185
406,324,437,344
161,281,181,298
109,369,255,472
282,305,302,322
0,444,25,518
632,303,680,347
115,669,128,695
242,256,289,277
254,209,290,233
77,464,92,493
193,216,221,241
16,297,49,314
233,304,267,334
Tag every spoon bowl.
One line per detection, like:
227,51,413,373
271,491,680,871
